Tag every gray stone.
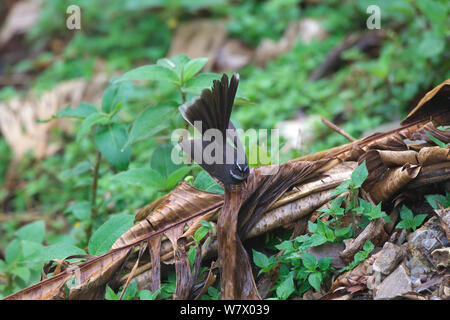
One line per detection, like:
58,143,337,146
374,265,412,300
372,242,405,275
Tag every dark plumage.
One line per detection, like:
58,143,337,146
179,74,249,185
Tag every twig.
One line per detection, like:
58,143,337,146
321,117,356,142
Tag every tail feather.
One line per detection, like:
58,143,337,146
179,73,239,138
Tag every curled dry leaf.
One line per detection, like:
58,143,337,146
401,79,450,125
368,164,421,204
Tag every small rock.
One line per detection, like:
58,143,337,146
408,217,449,268
431,247,450,268
373,242,406,275
374,265,412,300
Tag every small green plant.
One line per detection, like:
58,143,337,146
395,206,428,231
425,192,450,209
340,240,374,272
0,221,84,298
105,281,160,300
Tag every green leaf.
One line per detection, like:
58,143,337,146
116,65,179,84
5,239,21,264
20,240,44,260
88,214,134,255
184,73,221,93
194,226,209,243
57,103,97,119
276,274,295,299
166,166,191,190
425,193,450,210
252,249,269,269
418,32,445,58
331,180,352,196
94,124,131,171
61,161,91,179
111,168,165,190
399,206,413,222
396,220,411,230
76,113,108,142
151,143,183,178
193,171,224,194
362,240,374,252
101,82,132,113
302,251,318,271
126,105,174,146
105,285,118,300
12,266,31,283
15,221,45,243
351,161,368,188
182,58,208,83
121,280,138,300
318,257,332,271
138,289,160,300
64,201,91,220
308,272,322,291
412,214,427,231
275,240,294,252
40,242,86,262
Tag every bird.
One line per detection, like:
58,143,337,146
178,73,249,186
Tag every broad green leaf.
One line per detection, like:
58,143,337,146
76,113,108,142
20,240,44,260
308,272,322,291
166,166,191,190
302,251,318,271
151,143,183,178
351,161,368,188
331,180,352,196
193,171,224,194
194,226,209,243
15,221,45,243
252,249,269,269
158,54,190,78
116,64,178,84
105,285,118,300
12,267,31,283
101,82,133,113
275,240,294,252
111,168,165,190
57,103,97,119
64,201,92,220
88,214,134,255
121,280,138,300
362,240,374,252
94,124,131,171
425,193,450,210
400,206,413,221
412,214,428,231
5,239,21,264
138,289,160,300
318,257,332,271
276,274,295,299
182,58,208,83
184,73,221,93
40,242,86,262
418,32,445,58
127,105,174,146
